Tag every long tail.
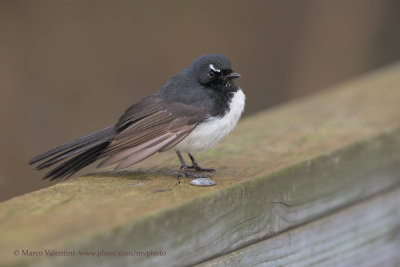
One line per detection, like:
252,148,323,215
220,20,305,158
29,126,116,181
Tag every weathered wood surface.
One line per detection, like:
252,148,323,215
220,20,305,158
1,64,400,266
199,186,400,267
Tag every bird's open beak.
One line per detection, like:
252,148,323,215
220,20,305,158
225,72,241,79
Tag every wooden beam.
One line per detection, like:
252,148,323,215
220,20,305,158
1,64,400,266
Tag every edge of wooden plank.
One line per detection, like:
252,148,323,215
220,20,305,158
199,186,400,266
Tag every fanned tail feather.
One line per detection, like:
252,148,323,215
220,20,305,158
30,126,116,180
43,142,110,181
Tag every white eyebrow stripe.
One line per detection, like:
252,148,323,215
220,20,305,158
209,64,221,72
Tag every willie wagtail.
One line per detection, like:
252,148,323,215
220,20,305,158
29,54,245,182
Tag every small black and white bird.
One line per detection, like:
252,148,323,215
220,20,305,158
30,54,245,182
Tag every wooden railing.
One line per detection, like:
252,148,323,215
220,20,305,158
1,64,400,266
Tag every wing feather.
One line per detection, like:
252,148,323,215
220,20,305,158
96,99,207,169
159,131,191,152
98,133,173,168
115,134,177,170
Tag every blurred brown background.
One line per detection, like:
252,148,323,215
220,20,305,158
1,0,400,202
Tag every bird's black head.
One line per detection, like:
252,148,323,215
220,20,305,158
191,54,240,90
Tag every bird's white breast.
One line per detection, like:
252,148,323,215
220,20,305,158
176,88,245,152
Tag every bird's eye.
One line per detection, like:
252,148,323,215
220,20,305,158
208,70,216,77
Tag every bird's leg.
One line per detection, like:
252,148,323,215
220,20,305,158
172,150,210,179
186,152,215,172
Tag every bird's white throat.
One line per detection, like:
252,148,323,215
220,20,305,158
176,88,245,152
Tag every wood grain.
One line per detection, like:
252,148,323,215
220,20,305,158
200,186,400,267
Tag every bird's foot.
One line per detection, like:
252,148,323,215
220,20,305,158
186,152,216,172
174,150,215,186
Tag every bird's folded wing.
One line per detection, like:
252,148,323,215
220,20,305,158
98,97,207,169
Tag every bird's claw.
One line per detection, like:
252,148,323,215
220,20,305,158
172,171,211,179
180,165,215,172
